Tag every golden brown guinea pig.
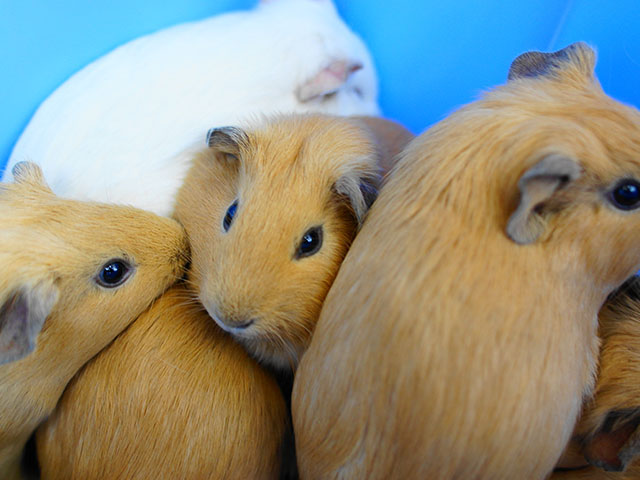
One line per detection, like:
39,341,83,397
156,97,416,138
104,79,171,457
173,114,413,370
292,43,640,480
0,162,187,480
552,277,640,479
36,284,288,480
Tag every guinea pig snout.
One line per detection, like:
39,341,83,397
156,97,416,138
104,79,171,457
225,317,255,330
203,301,256,335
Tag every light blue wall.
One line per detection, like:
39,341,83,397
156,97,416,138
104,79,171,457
1,1,639,174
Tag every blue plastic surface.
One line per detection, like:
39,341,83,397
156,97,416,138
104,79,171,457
1,1,639,174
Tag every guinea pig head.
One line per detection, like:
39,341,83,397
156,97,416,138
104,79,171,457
0,162,188,366
485,43,640,288
256,0,379,117
175,115,386,369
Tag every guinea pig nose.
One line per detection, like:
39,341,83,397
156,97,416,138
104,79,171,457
231,318,255,329
219,317,255,335
203,302,256,333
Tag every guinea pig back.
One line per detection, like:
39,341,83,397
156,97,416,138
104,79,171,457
36,284,288,480
292,43,640,479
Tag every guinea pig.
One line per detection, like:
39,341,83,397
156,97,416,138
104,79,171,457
292,42,640,479
0,162,188,480
3,0,380,217
551,277,640,479
35,284,288,480
173,113,414,370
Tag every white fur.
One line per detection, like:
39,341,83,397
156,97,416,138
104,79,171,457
4,0,380,217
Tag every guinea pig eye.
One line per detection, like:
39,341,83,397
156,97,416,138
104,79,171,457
96,259,132,288
223,200,238,232
296,226,323,259
609,179,640,210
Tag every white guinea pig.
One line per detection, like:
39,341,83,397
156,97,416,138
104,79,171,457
4,0,380,217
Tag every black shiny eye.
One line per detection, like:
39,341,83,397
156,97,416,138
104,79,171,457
610,179,640,210
223,200,238,232
96,259,132,288
296,226,323,259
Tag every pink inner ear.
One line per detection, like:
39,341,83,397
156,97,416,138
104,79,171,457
296,60,364,102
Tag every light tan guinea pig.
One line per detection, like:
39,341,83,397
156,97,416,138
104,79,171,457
292,43,640,479
551,277,640,479
173,113,413,370
35,284,288,480
0,162,187,480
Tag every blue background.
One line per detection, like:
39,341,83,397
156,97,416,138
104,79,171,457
1,1,639,174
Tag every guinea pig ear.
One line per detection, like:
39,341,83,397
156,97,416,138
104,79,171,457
507,42,596,83
206,127,250,160
333,162,381,227
297,60,363,103
506,154,581,245
11,161,53,193
0,281,59,365
582,409,640,472
333,117,414,225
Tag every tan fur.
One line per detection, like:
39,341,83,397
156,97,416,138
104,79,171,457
552,278,640,479
350,116,416,177
292,43,640,479
173,114,413,369
36,284,287,479
0,163,188,480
